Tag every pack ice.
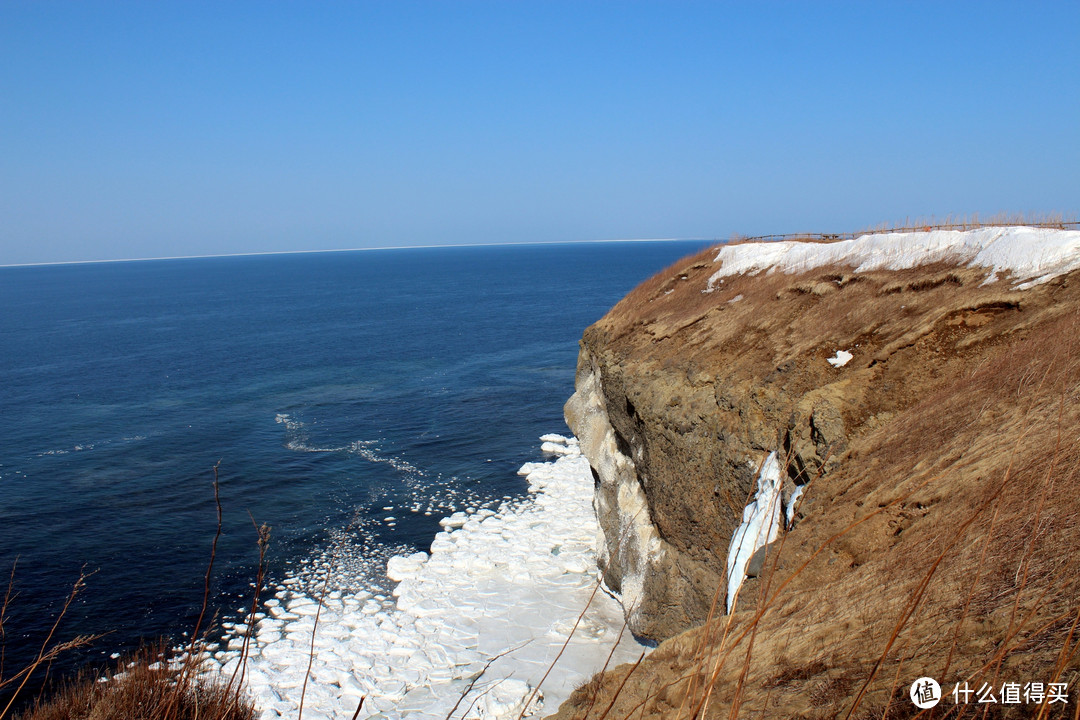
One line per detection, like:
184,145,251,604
208,436,646,720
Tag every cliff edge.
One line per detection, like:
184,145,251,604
559,227,1080,718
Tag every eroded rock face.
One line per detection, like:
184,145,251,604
564,241,1080,642
564,348,718,639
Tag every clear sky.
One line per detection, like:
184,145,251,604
2,1,1077,265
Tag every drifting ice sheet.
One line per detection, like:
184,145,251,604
210,437,645,720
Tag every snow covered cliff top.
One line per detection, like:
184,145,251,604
706,226,1080,292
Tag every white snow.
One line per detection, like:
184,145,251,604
827,350,853,368
706,227,1080,291
725,452,784,614
208,439,645,720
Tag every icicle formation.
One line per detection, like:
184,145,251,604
725,452,784,614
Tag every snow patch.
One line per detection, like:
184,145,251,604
706,227,1080,291
827,350,853,367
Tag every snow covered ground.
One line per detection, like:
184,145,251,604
209,436,645,720
707,226,1080,291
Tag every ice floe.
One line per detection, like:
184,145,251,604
208,436,645,719
706,227,1080,291
540,434,580,456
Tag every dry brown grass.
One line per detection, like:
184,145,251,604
859,213,1077,235
727,213,1078,246
0,568,101,719
12,644,255,720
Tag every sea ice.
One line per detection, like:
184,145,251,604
208,438,645,719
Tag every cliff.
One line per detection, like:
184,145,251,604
558,227,1080,718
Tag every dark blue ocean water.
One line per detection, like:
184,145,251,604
0,241,710,702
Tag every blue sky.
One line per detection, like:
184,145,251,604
2,1,1077,265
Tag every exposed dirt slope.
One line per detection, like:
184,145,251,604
557,240,1080,718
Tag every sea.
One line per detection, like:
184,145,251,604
0,240,711,714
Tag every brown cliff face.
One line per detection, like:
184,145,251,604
560,241,1080,717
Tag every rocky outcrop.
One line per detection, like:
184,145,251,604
558,229,1080,718
564,345,713,639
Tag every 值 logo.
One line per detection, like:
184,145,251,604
911,677,941,709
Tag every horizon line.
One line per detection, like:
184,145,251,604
0,237,720,269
